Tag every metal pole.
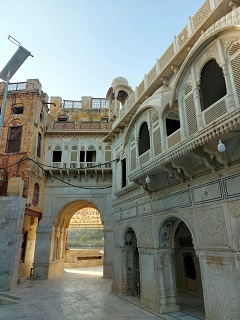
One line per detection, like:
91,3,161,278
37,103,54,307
0,70,11,129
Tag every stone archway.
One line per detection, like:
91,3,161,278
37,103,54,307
33,199,112,280
122,228,140,298
158,217,205,317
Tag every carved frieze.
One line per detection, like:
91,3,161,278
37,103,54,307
195,206,228,247
227,200,240,218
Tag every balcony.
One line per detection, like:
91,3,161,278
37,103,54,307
49,121,112,132
51,162,111,169
8,82,26,91
62,98,109,109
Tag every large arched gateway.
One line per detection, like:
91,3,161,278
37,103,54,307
33,194,113,279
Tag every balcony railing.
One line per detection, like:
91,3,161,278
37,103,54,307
8,82,26,91
92,98,109,109
62,98,109,109
51,162,112,169
52,121,111,130
63,100,82,108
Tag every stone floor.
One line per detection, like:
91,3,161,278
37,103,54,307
0,266,205,320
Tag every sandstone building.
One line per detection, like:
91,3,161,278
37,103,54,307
1,0,240,319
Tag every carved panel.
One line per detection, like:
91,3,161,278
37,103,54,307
192,180,223,204
153,189,191,213
122,206,137,220
138,202,152,216
195,206,228,247
192,0,211,31
227,200,240,218
224,174,240,198
137,219,153,247
140,252,158,303
200,256,239,319
195,43,219,80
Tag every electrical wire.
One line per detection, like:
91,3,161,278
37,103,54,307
0,156,116,189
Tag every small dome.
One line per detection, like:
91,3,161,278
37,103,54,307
111,76,129,88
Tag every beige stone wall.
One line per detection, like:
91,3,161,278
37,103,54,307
64,249,104,268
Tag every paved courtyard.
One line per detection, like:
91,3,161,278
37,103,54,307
0,266,204,320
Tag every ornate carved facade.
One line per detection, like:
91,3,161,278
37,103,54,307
105,1,240,319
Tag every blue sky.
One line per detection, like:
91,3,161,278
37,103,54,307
0,1,203,100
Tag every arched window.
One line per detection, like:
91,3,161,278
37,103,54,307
200,59,227,111
32,183,39,206
139,122,150,156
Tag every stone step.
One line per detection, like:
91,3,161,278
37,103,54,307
0,292,20,305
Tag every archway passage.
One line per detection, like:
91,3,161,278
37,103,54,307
174,221,202,295
174,221,205,318
159,218,205,318
33,199,113,280
65,207,104,268
123,228,140,298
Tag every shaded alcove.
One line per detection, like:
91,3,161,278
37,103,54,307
123,228,140,298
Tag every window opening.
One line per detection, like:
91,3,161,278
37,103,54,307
122,158,126,188
200,59,227,110
6,126,22,153
139,122,150,156
166,118,180,136
20,230,28,263
32,183,39,206
80,151,85,162
37,132,42,158
11,105,24,114
57,117,68,122
52,151,62,162
86,150,96,162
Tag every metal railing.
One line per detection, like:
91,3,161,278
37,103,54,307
8,82,26,91
63,100,82,108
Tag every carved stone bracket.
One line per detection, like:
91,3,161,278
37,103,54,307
171,158,192,179
163,162,184,181
202,142,228,168
192,147,216,173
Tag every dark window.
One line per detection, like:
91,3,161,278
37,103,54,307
139,122,150,156
57,117,68,122
86,150,96,162
200,59,227,111
117,90,128,104
80,151,85,162
11,106,24,114
52,151,62,162
32,183,39,206
122,158,126,188
184,254,196,280
166,118,180,136
6,126,22,153
20,230,28,263
37,133,42,158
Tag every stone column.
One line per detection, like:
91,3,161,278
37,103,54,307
103,223,114,279
157,253,167,311
163,250,180,312
193,86,203,130
122,248,129,294
32,225,55,279
221,62,237,112
199,253,240,320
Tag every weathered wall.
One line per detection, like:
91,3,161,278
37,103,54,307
0,196,25,291
64,249,103,268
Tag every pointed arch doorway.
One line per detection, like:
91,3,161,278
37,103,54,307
158,217,205,317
